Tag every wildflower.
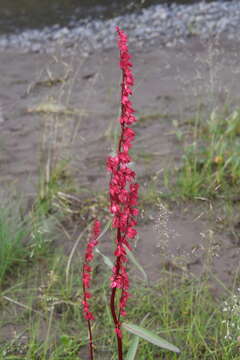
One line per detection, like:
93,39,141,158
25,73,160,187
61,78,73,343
82,220,101,321
81,220,101,360
108,27,139,357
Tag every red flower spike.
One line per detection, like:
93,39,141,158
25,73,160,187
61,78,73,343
108,28,139,359
126,227,137,239
82,220,101,359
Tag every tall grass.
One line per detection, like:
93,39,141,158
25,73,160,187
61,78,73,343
0,194,55,289
0,197,29,288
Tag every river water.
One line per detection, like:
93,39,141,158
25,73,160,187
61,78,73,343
0,0,232,35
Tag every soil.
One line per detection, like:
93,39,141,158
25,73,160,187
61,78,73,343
0,35,240,344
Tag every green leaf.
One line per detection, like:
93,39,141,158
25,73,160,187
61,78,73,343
126,313,150,360
94,219,113,269
124,245,148,283
122,323,180,353
126,335,139,360
95,247,113,269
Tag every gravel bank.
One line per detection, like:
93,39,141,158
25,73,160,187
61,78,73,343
0,1,240,53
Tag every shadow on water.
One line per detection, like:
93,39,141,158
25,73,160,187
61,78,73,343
0,0,232,35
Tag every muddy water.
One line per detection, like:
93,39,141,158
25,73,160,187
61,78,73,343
0,0,231,35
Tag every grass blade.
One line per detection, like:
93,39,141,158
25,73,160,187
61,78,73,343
66,224,90,285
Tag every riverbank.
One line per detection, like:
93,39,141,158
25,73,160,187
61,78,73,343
0,0,240,54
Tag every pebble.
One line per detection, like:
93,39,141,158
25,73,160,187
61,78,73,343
0,0,240,54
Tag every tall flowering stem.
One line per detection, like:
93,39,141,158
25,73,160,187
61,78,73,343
107,27,139,359
82,220,101,360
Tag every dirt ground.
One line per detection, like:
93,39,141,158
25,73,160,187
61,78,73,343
0,35,240,298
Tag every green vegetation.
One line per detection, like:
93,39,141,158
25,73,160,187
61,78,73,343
174,107,240,199
0,184,239,359
0,256,239,359
0,195,54,290
0,199,29,288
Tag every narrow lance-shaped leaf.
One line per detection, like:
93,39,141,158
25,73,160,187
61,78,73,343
126,313,150,360
126,335,139,360
122,323,180,353
94,219,114,269
95,247,114,269
123,244,148,283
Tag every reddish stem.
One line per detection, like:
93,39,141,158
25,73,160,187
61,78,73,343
87,318,94,360
110,287,123,360
82,266,94,360
110,228,124,360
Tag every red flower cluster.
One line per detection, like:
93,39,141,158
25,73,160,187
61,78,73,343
107,27,139,324
82,220,101,321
